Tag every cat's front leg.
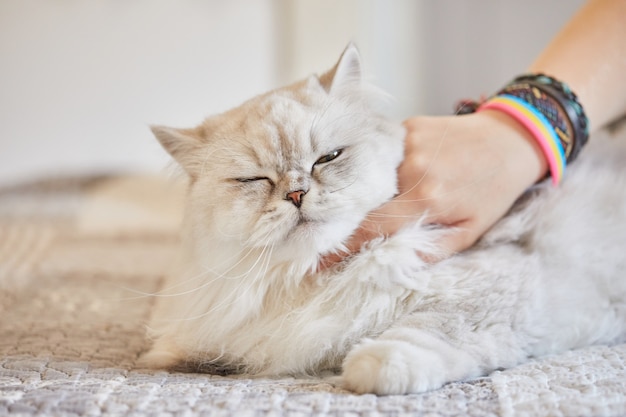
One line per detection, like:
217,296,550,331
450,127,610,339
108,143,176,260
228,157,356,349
341,327,482,395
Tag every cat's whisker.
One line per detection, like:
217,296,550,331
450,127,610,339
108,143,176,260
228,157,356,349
328,174,359,194
169,241,276,323
393,118,453,201
391,160,505,206
197,146,224,179
185,238,274,293
200,246,266,277
313,112,363,138
364,213,424,221
135,236,274,300
309,97,336,138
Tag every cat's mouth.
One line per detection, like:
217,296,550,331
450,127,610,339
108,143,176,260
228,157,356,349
297,212,312,224
292,212,321,233
295,207,325,226
280,207,327,241
296,215,315,227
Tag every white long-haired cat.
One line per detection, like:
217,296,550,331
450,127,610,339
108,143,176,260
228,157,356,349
141,45,626,395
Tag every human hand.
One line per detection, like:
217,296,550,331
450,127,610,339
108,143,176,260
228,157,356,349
321,110,548,267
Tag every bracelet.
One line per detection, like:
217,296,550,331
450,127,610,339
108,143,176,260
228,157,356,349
479,95,565,185
498,74,589,163
455,73,589,186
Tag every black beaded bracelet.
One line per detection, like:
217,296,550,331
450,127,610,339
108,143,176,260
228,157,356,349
504,73,589,164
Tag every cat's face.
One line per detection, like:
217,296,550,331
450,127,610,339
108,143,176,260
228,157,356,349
153,46,404,254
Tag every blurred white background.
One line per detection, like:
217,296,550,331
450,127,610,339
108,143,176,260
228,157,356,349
0,0,585,186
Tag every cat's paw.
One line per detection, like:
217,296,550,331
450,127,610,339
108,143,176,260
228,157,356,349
341,339,448,395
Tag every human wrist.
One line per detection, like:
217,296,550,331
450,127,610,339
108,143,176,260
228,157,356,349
472,110,549,189
457,74,590,186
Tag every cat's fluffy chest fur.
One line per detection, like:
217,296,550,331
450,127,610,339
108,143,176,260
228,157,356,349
140,45,626,395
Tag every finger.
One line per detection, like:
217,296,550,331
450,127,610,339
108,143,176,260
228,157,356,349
317,219,382,270
432,221,482,256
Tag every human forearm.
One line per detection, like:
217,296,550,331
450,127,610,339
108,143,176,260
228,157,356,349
528,0,626,131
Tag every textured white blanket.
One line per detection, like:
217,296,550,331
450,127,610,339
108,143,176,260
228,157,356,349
1,176,624,417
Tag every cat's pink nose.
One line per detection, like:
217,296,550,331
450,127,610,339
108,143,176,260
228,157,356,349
285,190,306,208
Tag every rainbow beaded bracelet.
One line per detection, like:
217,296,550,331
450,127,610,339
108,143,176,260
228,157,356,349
479,94,566,185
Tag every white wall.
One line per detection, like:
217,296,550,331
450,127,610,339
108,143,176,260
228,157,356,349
417,0,586,115
0,0,587,186
0,0,279,185
279,0,585,117
279,0,424,119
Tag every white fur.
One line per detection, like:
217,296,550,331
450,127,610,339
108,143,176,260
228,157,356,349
141,45,626,395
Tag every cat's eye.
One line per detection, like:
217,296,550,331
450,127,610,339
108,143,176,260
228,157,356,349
235,177,273,185
314,149,343,165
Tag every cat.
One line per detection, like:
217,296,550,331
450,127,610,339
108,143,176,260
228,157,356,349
139,44,626,395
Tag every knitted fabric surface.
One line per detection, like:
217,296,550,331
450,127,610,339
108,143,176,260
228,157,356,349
0,176,625,417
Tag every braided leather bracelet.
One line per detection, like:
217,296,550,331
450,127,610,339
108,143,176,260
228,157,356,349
456,73,589,185
501,74,589,163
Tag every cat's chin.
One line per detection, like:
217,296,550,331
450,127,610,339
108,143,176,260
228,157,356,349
281,221,357,262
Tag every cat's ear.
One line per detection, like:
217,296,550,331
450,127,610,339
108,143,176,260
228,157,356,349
151,125,204,176
319,43,362,93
